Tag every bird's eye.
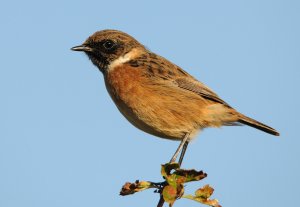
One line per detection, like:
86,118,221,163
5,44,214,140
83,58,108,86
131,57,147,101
102,40,116,50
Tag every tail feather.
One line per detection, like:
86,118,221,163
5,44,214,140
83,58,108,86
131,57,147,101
238,114,280,136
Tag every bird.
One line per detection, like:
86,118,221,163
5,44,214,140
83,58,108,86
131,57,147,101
71,29,279,165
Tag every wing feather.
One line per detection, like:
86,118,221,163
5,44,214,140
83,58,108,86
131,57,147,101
174,78,231,107
135,52,231,107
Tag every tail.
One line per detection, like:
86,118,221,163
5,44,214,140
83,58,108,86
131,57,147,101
238,114,280,136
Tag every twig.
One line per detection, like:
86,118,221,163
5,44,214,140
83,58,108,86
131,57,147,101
157,194,165,207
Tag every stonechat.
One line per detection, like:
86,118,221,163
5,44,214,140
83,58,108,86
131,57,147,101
71,30,279,164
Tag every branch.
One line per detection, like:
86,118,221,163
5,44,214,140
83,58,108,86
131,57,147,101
120,163,221,207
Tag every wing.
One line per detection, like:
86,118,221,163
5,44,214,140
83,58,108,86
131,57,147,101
174,77,231,107
132,52,231,107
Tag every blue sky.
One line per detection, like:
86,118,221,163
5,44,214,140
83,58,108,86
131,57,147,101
1,0,299,207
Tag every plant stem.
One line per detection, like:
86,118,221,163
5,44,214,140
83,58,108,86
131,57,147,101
157,194,165,207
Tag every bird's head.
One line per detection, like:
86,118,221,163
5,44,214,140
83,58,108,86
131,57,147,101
71,29,144,73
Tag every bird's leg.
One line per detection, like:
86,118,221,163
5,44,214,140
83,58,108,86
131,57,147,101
156,133,190,207
178,140,189,166
169,132,190,164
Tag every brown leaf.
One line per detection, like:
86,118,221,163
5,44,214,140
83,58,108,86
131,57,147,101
162,185,177,205
183,185,221,207
174,169,207,183
162,184,184,207
120,180,153,196
195,184,214,198
161,163,180,178
161,163,207,187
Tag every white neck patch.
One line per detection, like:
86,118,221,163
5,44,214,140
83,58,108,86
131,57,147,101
108,48,140,71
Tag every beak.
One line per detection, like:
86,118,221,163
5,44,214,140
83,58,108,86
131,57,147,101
71,45,93,52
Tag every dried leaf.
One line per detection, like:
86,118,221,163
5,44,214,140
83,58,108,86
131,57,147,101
161,163,207,186
174,169,207,183
120,180,153,196
162,184,184,207
161,163,180,178
195,184,214,198
162,185,177,206
161,163,180,187
161,163,209,206
183,185,221,207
